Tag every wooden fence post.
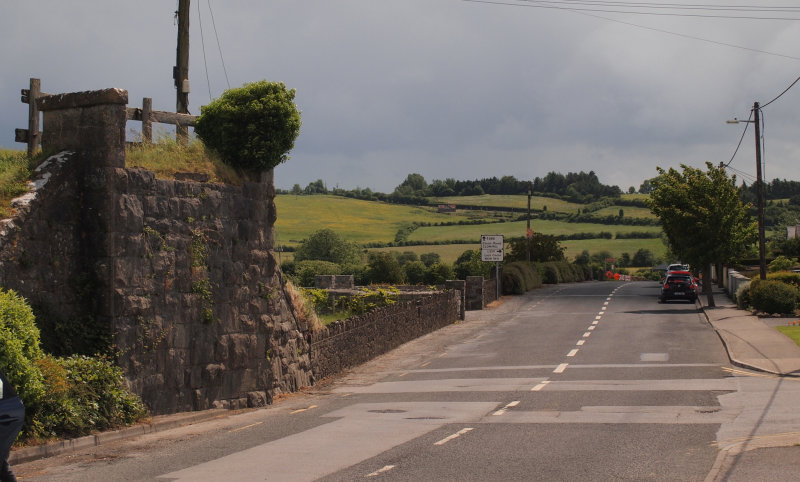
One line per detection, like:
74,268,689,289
142,97,153,143
27,78,41,157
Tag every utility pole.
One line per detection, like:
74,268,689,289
174,0,190,145
526,183,532,263
753,102,767,280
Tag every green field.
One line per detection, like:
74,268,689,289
274,194,495,247
271,194,669,264
595,206,655,219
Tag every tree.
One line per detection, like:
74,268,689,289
639,179,653,194
366,252,404,284
507,234,565,263
195,80,301,172
394,173,428,196
290,184,303,195
454,249,492,279
631,248,655,267
648,162,757,306
293,229,362,266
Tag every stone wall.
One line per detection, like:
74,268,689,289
310,291,460,380
0,87,311,414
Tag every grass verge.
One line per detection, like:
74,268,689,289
776,326,800,347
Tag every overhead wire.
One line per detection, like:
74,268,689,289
462,0,800,61
208,0,231,90
464,0,800,21
197,1,213,101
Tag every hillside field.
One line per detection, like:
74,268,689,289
275,194,665,264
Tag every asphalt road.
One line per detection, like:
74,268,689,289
15,281,800,481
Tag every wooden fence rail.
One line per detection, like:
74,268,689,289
16,78,198,154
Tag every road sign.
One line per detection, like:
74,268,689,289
481,235,504,262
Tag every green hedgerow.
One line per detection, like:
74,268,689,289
195,80,301,172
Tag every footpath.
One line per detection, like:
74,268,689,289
11,283,800,467
699,286,800,377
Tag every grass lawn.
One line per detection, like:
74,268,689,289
776,326,800,347
594,205,656,219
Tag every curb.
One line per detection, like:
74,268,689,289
10,408,230,465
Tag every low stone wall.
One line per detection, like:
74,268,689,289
483,278,499,306
310,290,460,380
726,269,750,302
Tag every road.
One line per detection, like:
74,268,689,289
16,281,800,481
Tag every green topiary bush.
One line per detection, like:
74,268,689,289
195,80,301,172
748,279,798,314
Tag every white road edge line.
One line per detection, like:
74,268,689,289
434,427,474,446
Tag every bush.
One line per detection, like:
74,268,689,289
293,260,342,287
748,279,798,314
768,256,797,272
502,262,542,294
195,80,301,172
735,282,751,310
403,261,428,284
366,253,404,284
767,271,800,291
425,262,455,285
0,289,46,412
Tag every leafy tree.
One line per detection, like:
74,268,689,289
649,162,757,306
195,80,301,172
454,249,492,279
304,179,327,194
639,179,653,194
403,261,428,284
395,251,419,266
628,186,636,194
366,252,404,284
293,229,361,266
420,253,441,267
631,248,655,267
394,173,428,196
574,250,591,265
291,184,303,195
425,262,455,285
507,234,565,263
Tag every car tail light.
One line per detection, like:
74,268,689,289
664,283,669,289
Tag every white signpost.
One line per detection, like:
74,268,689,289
481,235,503,299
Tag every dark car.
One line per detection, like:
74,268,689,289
0,369,24,481
660,273,698,303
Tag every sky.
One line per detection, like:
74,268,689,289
2,1,800,193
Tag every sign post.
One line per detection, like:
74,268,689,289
481,235,504,300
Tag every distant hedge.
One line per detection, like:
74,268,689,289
502,261,590,295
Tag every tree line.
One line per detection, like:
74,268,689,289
283,171,626,204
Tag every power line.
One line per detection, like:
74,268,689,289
464,0,800,20
724,109,751,168
207,0,231,90
197,0,213,101
761,74,800,108
462,1,800,61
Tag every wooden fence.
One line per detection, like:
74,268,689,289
16,78,198,155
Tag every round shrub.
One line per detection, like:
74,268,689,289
748,279,798,314
195,80,301,172
735,282,751,310
0,289,45,411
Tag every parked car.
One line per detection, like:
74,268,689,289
0,369,24,481
660,273,698,303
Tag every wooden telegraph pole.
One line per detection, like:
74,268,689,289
753,102,767,280
175,0,190,144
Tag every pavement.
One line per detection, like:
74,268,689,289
699,285,800,377
10,282,800,466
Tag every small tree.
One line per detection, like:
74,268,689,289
649,162,757,306
195,80,301,172
293,229,361,266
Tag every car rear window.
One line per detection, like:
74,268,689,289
667,275,691,283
